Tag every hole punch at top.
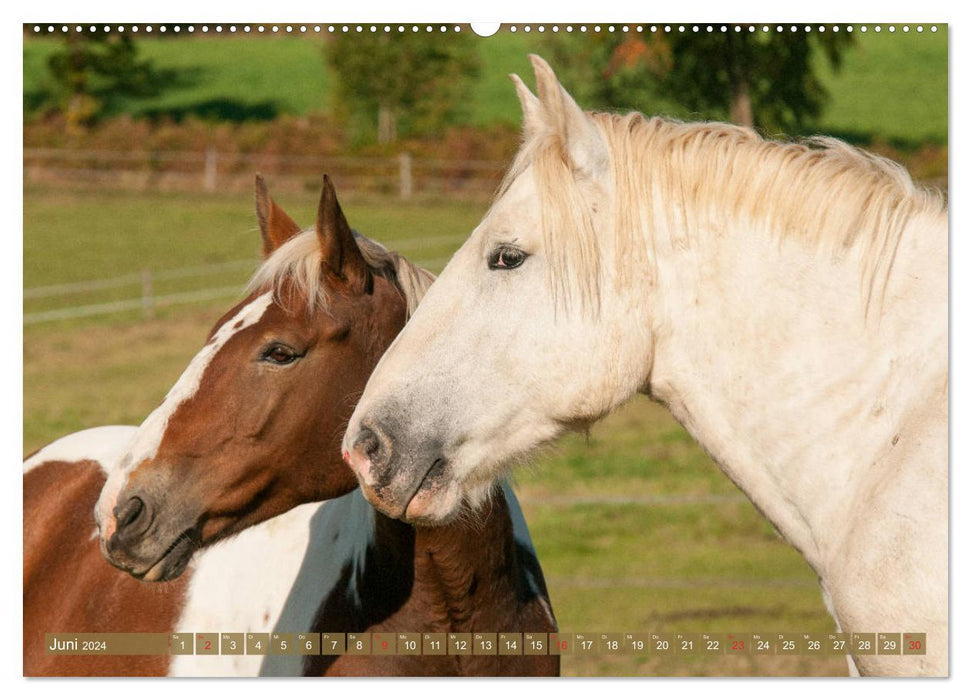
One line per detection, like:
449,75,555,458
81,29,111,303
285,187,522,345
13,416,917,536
471,23,500,37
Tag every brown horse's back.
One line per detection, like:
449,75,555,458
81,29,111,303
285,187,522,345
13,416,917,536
23,460,187,676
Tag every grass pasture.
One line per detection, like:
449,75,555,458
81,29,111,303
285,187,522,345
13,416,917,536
23,27,948,145
23,185,845,676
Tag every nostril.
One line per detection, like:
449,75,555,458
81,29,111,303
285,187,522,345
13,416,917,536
114,496,145,531
355,427,382,461
353,426,388,466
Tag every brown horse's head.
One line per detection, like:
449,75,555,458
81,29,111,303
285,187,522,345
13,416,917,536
94,175,434,581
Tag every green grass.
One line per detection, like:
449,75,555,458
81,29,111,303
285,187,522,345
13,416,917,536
24,28,947,144
468,33,546,127
23,184,483,289
24,36,332,120
22,186,846,676
815,29,948,144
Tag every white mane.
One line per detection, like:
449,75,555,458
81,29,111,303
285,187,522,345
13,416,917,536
505,111,947,316
247,230,435,317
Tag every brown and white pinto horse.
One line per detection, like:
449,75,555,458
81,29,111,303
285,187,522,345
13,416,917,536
24,176,557,676
24,426,190,676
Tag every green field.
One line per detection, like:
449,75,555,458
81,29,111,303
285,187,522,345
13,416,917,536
23,27,948,144
23,185,845,676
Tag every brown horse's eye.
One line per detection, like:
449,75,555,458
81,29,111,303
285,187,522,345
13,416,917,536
488,245,528,271
261,344,300,366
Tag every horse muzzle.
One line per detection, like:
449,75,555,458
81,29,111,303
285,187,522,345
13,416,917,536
100,487,200,582
344,420,461,524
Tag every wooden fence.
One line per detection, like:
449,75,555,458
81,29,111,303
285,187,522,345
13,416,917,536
23,148,508,198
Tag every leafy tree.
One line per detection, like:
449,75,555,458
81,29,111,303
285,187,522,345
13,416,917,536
545,28,854,134
325,32,480,144
45,33,168,130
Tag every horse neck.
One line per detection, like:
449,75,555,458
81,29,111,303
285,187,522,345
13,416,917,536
372,490,524,631
636,188,947,573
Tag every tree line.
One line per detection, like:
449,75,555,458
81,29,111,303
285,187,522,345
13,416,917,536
35,29,854,140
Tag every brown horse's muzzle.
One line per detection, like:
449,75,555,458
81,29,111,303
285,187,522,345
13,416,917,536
101,473,201,582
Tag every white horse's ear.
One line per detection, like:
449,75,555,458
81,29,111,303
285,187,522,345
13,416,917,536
510,73,543,139
529,54,608,179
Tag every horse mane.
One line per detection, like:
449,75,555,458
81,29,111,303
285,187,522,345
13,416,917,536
247,230,436,318
497,129,603,314
503,110,946,314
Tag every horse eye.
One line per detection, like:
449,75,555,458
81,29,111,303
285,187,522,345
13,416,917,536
488,246,527,270
261,344,300,365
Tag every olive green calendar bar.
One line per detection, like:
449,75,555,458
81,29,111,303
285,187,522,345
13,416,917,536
45,633,174,655
45,632,927,656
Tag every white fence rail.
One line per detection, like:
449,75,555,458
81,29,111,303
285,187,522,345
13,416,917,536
24,237,460,326
24,148,508,198
24,259,258,301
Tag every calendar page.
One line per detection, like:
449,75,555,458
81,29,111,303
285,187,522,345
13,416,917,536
22,18,948,680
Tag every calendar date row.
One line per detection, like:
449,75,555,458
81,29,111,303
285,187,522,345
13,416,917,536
46,632,927,656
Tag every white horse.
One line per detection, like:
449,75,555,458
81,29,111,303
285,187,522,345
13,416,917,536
343,56,948,676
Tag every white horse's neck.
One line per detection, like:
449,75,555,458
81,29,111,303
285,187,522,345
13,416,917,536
641,205,947,574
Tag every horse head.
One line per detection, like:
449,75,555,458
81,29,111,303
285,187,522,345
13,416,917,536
94,175,431,581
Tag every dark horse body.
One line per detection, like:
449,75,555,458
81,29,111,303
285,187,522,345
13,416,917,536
264,483,554,676
24,177,557,676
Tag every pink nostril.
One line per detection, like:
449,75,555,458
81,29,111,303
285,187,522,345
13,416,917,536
345,426,383,479
344,445,371,472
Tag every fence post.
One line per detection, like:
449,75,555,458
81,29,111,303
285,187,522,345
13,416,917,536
398,152,413,200
204,148,218,192
141,269,155,319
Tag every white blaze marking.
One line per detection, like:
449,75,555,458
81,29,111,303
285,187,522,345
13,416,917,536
24,425,138,474
95,294,274,535
167,501,322,676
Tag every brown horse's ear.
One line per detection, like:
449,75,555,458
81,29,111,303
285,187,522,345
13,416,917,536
255,174,302,258
316,174,371,294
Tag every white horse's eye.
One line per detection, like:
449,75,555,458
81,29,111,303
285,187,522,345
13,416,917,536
488,246,528,270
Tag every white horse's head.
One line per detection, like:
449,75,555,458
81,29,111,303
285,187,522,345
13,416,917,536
342,56,654,524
